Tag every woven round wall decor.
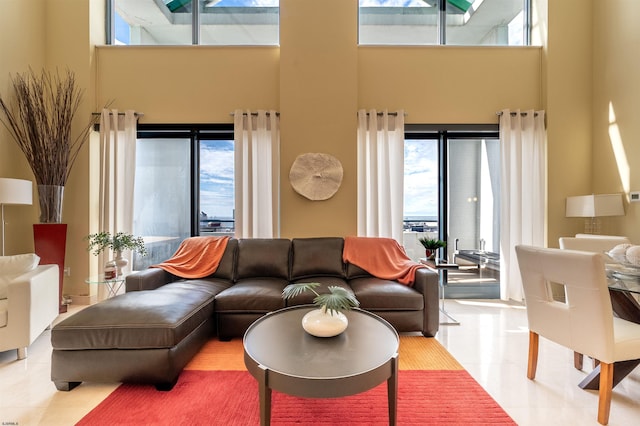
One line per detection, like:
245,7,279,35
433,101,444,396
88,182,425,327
289,153,343,201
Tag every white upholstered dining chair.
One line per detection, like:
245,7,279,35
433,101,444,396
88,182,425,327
559,235,632,370
559,235,630,256
515,245,640,425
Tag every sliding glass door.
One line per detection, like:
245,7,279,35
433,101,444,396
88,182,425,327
403,127,500,298
446,136,500,298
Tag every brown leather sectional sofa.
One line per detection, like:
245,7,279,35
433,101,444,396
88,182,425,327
51,237,439,391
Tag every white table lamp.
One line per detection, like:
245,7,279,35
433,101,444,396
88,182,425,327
566,193,624,234
0,178,33,255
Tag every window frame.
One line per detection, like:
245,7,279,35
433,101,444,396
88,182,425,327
106,0,280,46
358,0,532,46
404,124,499,243
136,123,234,236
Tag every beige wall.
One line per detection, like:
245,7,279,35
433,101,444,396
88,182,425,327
544,0,594,245
358,46,541,124
5,0,639,298
592,1,640,242
279,0,358,237
0,0,45,255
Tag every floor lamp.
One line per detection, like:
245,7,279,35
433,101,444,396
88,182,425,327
0,178,33,256
565,193,625,234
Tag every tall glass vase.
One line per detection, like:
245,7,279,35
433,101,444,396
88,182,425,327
37,185,64,223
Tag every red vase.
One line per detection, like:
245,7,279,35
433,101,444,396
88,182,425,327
34,224,68,313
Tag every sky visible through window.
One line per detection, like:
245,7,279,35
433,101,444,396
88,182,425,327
404,140,438,219
200,141,234,219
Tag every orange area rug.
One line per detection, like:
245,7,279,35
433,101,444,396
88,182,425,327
77,336,515,425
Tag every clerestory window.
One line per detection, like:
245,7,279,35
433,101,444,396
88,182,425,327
108,0,279,46
359,0,530,46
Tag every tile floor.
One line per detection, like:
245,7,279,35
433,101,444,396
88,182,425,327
1,300,639,425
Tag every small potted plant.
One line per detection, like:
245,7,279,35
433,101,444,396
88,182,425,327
86,231,147,276
282,283,359,337
418,237,446,260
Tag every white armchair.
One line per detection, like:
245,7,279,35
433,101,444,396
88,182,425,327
0,258,59,360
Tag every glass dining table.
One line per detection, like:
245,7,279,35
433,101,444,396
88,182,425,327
579,263,640,391
607,263,640,323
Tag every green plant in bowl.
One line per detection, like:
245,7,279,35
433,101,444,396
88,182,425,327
418,237,446,260
282,282,359,315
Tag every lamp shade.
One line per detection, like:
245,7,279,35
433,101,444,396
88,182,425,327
0,178,33,205
565,193,624,218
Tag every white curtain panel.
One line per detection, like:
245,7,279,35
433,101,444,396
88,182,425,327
98,109,137,290
357,109,405,244
499,109,547,301
233,109,280,238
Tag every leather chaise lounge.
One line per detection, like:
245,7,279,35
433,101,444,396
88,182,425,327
51,237,439,391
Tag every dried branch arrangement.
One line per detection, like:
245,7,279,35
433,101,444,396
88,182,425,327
0,68,97,187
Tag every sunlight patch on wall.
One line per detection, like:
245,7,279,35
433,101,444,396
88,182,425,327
608,102,630,195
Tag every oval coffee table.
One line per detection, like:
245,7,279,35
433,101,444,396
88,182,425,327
243,305,399,426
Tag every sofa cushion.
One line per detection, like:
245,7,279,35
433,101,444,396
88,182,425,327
345,262,372,280
0,253,40,275
349,277,424,311
210,238,237,280
51,287,215,350
290,237,345,280
235,238,291,280
215,278,288,312
163,278,233,296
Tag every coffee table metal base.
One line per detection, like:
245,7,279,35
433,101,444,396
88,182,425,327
253,354,398,426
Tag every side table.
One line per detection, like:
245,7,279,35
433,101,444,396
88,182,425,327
85,274,127,299
420,258,479,325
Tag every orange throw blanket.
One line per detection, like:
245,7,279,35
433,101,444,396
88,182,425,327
151,236,230,279
343,236,425,285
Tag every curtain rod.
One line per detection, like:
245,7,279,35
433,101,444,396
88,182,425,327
92,111,144,118
368,112,405,116
230,111,280,117
496,111,538,117
229,111,406,117
359,111,408,116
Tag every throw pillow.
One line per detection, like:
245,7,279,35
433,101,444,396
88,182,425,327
0,253,40,299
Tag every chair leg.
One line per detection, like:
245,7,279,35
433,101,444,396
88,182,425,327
17,347,27,360
574,352,583,370
597,362,614,425
527,331,539,380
